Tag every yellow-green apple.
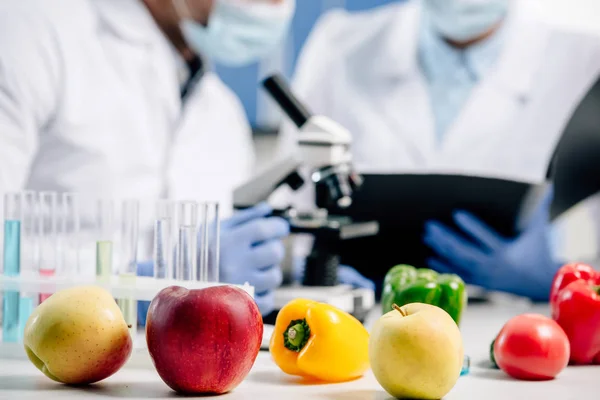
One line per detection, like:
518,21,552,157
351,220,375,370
24,285,132,384
146,285,263,394
369,303,464,399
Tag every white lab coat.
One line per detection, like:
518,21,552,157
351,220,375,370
275,0,600,260
278,0,600,183
0,0,254,215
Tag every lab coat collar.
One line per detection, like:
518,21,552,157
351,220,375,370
376,0,550,101
92,0,160,45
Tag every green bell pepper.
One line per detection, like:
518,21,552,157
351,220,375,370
381,264,467,325
490,338,499,369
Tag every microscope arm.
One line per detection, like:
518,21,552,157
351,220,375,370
233,74,361,210
233,154,304,209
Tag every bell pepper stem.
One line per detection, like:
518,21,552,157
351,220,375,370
392,304,406,317
284,319,311,352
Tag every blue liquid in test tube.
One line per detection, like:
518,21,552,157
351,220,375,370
18,296,35,341
461,355,470,376
3,219,21,343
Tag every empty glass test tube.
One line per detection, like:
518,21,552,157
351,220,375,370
19,191,38,340
116,199,139,336
176,202,198,281
2,192,22,343
154,200,175,280
38,192,59,303
20,191,38,275
198,202,220,283
60,193,81,277
96,199,114,282
117,200,139,277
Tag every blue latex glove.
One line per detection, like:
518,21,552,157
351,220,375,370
291,256,375,291
423,185,562,301
219,203,289,316
137,261,153,326
338,265,376,291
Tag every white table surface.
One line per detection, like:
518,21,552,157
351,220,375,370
0,296,597,400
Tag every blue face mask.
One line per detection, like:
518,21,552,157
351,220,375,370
422,0,509,42
173,0,295,67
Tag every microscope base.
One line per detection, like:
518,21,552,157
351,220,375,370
260,285,375,350
274,284,375,317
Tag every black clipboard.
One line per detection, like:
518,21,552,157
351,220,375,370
322,173,543,284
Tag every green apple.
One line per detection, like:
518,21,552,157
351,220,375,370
369,303,464,399
23,286,132,385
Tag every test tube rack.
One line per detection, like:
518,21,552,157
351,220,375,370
0,275,253,302
0,276,254,364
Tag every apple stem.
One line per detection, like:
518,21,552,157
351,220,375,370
392,304,406,317
127,324,132,329
594,286,600,295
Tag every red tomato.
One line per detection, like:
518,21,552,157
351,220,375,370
493,314,570,380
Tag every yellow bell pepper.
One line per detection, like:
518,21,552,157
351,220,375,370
269,298,370,382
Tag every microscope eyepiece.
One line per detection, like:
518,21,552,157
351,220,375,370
263,74,312,129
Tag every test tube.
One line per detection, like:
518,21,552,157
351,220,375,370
20,191,38,274
38,192,59,303
116,199,139,336
18,191,38,341
117,200,139,277
2,192,22,343
96,198,114,282
176,202,198,281
461,355,471,376
154,200,175,279
76,195,99,279
198,202,220,283
61,193,81,277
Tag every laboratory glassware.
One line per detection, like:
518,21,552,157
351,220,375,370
61,192,81,277
20,191,38,274
176,202,198,281
198,202,220,283
2,192,22,343
77,194,100,279
154,200,175,280
18,191,39,341
38,191,59,303
115,199,139,336
95,198,114,282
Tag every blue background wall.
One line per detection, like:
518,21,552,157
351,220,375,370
214,0,403,130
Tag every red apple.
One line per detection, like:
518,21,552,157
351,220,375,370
146,285,263,394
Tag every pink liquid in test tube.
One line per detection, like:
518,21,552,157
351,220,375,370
39,268,55,303
38,192,59,303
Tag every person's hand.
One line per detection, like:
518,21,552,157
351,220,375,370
291,256,374,291
338,265,375,291
423,185,562,301
219,203,290,315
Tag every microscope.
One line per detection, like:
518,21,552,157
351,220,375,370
234,74,378,320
